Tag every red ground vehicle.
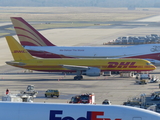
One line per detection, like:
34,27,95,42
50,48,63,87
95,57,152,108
69,93,95,104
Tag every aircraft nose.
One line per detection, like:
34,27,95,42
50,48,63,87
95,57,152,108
152,65,156,70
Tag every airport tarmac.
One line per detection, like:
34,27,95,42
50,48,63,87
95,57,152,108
0,15,160,105
0,65,160,105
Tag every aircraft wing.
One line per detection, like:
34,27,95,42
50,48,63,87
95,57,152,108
60,65,90,71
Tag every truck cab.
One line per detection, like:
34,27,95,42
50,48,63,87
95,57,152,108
69,93,95,104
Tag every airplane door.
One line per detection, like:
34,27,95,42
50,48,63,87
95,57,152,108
132,117,142,120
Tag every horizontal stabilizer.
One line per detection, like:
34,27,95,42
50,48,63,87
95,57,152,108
6,61,26,66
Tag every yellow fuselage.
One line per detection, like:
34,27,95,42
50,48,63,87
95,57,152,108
7,58,156,72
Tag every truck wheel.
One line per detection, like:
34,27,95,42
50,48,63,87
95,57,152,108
57,95,59,98
45,94,47,97
51,95,54,97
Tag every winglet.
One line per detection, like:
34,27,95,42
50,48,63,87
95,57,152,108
5,36,34,61
10,17,55,46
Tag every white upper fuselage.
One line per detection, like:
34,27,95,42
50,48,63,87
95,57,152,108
25,44,160,58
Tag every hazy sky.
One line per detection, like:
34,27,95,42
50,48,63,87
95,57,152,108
0,0,160,7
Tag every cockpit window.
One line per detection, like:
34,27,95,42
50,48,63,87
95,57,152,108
146,63,152,65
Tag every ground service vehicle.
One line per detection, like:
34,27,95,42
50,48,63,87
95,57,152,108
102,99,111,105
136,79,148,84
136,74,151,80
20,85,38,97
45,89,59,98
140,74,151,80
69,93,95,104
0,102,160,120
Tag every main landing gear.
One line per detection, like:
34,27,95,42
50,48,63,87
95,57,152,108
74,75,83,80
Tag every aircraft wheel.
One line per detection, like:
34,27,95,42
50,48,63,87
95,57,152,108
74,76,83,80
78,76,83,80
78,76,81,80
74,76,78,80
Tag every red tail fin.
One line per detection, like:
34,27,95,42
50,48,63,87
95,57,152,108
10,17,55,46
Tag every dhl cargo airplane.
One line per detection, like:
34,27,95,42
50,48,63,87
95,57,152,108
0,102,160,120
5,36,155,80
11,17,160,66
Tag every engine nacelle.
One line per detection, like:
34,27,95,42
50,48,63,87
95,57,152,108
82,67,100,76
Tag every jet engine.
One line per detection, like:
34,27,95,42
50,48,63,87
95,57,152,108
82,67,101,76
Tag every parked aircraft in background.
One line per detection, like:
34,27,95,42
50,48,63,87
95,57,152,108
0,102,160,120
11,17,160,66
5,36,155,80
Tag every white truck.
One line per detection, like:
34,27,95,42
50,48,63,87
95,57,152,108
136,74,151,80
20,85,38,97
2,85,38,102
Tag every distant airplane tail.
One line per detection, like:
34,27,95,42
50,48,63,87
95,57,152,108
5,36,34,61
10,17,55,46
